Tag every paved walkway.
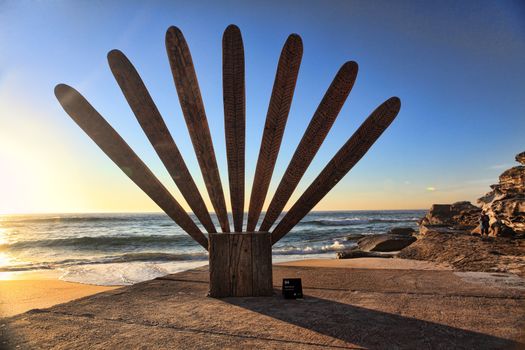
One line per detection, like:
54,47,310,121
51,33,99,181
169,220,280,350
2,265,524,349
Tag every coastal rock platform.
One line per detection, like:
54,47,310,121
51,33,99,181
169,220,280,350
2,262,524,349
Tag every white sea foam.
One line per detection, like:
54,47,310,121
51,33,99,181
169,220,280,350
60,260,208,286
322,240,345,250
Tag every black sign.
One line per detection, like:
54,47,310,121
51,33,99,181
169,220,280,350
282,278,303,299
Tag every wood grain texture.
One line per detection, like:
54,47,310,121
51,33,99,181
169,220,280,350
222,25,245,232
246,34,303,232
229,233,253,296
108,50,216,234
251,232,273,296
166,26,230,233
259,61,358,231
208,233,231,297
271,97,401,244
208,233,272,297
54,84,208,250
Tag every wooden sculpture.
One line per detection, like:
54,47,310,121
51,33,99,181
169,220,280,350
55,25,401,297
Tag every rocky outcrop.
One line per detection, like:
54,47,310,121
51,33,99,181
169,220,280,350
399,230,525,277
515,151,525,165
499,166,525,193
387,227,415,236
396,152,525,273
418,151,525,237
357,234,416,252
419,204,455,225
477,152,525,236
419,201,481,228
338,230,417,259
419,224,469,236
336,249,395,259
345,233,366,241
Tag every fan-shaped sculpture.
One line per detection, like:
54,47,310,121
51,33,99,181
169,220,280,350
55,25,401,297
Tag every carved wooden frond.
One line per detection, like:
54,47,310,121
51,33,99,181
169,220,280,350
166,26,230,233
259,61,358,232
54,84,209,249
246,34,303,232
55,25,400,251
223,25,246,233
107,50,216,234
271,97,401,244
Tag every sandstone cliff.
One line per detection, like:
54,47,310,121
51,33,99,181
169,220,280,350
419,201,480,229
477,151,525,236
419,151,524,236
399,152,525,274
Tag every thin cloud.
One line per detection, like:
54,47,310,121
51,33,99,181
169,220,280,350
489,163,513,170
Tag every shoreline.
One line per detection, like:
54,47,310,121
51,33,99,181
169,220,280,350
0,257,458,319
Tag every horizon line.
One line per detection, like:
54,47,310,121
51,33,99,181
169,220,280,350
0,208,429,217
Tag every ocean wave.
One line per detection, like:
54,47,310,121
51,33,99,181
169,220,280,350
0,262,54,272
300,218,419,227
0,242,352,271
107,252,207,263
0,214,171,225
1,235,192,250
60,260,209,286
0,252,208,272
273,240,349,255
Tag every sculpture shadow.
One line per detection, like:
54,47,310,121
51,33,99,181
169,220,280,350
224,290,522,349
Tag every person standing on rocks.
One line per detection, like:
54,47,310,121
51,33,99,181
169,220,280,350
480,212,490,237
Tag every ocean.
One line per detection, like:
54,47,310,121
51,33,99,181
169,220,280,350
0,210,424,285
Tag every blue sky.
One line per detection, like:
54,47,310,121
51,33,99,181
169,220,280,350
0,0,524,213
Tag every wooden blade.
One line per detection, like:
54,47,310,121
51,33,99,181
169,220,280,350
259,61,358,231
108,50,217,234
166,26,230,233
271,97,401,244
54,84,209,250
222,25,245,232
246,34,303,232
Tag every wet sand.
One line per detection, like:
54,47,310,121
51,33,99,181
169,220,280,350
0,271,118,318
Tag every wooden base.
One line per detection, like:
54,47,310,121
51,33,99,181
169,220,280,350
208,232,273,297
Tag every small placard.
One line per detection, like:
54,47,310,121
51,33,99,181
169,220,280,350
282,278,303,299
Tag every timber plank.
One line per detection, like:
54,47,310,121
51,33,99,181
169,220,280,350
229,234,253,296
209,233,231,297
252,232,273,296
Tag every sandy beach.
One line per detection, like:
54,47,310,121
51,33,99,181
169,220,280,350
0,271,119,318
